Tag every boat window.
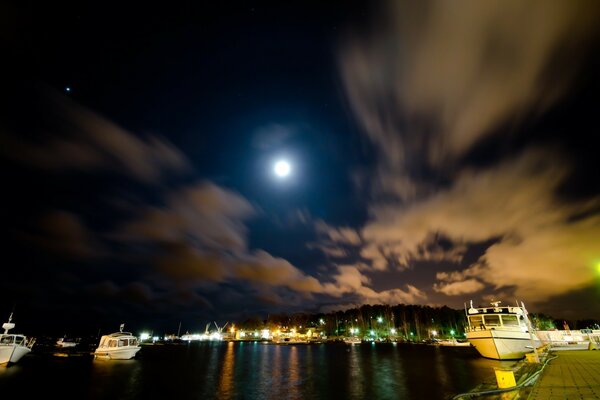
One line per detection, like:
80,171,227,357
130,338,137,346
14,336,24,345
119,339,128,347
0,335,14,345
109,340,117,348
483,315,501,326
501,315,519,326
469,315,483,327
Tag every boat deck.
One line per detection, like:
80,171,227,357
528,350,600,399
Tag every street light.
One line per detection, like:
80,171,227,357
377,317,383,323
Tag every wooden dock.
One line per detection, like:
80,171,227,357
527,350,600,399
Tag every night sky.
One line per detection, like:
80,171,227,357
2,1,600,335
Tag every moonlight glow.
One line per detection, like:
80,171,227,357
274,160,291,177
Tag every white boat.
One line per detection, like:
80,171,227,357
436,338,472,347
273,336,309,344
56,337,78,348
465,301,541,360
0,313,35,365
94,324,141,360
343,336,362,345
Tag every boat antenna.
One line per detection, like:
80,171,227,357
177,321,182,337
120,323,125,333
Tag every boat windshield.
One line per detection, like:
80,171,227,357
1,335,14,345
483,315,501,326
469,315,484,329
501,315,520,326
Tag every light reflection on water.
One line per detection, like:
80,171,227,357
217,341,234,399
0,342,518,399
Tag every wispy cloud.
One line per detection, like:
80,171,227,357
331,0,600,308
2,92,189,184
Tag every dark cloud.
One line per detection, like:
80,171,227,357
27,210,103,259
1,91,190,184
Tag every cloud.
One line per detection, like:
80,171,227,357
362,149,600,301
323,265,427,305
29,210,102,258
116,182,330,295
252,123,296,149
332,1,600,310
433,279,485,296
2,91,189,183
340,0,600,198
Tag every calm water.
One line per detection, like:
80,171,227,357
0,342,516,399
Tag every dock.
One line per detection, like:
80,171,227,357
527,350,600,399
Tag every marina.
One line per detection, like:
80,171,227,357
0,340,503,400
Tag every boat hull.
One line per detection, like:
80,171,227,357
94,346,141,360
466,329,540,360
0,345,31,365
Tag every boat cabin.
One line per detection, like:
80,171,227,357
466,304,528,332
97,333,139,349
0,334,27,346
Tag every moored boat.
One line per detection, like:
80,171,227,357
56,336,78,348
94,324,141,360
343,336,361,345
465,301,541,360
0,313,35,365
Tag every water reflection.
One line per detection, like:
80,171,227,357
347,345,364,398
0,342,520,400
217,341,235,399
90,359,142,398
287,346,301,400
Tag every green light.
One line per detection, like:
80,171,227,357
450,330,455,335
377,317,383,323
370,330,375,336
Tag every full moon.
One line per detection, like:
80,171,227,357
274,160,291,177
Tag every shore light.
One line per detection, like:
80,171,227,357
390,328,397,335
377,317,383,323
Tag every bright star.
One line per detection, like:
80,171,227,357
274,160,291,177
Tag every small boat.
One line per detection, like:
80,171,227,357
273,337,309,345
343,336,361,345
0,313,35,365
435,338,472,347
465,300,541,360
94,324,141,360
56,337,78,348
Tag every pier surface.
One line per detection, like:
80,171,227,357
528,350,600,399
